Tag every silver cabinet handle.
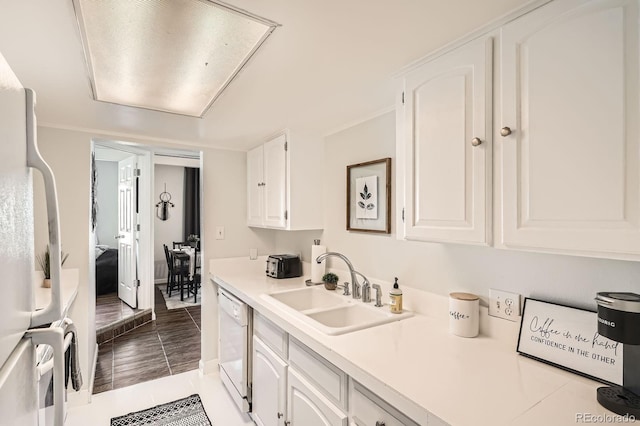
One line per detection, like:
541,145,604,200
471,137,482,146
277,412,283,418
114,235,125,239
376,421,386,426
500,126,512,137
26,89,62,328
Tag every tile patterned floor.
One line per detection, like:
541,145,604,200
67,370,253,426
93,285,201,394
95,292,141,330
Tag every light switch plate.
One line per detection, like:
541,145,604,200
489,289,521,321
215,226,225,240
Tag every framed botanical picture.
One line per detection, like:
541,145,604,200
346,158,391,233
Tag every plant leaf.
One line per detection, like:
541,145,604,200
365,193,372,200
363,183,368,194
360,192,366,200
366,203,375,210
358,201,366,209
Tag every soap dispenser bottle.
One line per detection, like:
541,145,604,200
389,277,403,314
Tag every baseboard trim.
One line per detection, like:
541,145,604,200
201,359,219,375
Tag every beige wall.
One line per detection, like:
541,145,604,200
317,111,640,310
33,126,278,393
33,127,94,393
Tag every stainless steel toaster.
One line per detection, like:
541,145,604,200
266,254,302,279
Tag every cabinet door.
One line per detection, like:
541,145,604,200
500,0,640,258
247,144,264,226
349,380,419,426
252,335,287,426
401,36,492,245
263,134,287,228
287,368,347,426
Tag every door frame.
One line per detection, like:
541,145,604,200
92,139,203,318
93,140,154,311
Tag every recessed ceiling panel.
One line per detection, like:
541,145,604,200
73,0,277,117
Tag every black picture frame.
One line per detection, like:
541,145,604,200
517,298,623,386
346,158,391,233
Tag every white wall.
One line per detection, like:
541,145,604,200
33,126,279,395
286,111,640,311
33,127,94,398
153,164,185,280
95,160,118,247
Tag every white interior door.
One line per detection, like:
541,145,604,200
117,156,138,308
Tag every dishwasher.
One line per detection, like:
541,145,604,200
218,287,252,412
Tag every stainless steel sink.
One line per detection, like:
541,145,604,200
261,286,412,335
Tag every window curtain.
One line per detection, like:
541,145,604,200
183,167,200,241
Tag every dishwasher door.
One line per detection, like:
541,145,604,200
218,288,251,412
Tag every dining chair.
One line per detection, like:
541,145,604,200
163,244,188,297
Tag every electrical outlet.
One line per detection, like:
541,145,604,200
489,289,521,321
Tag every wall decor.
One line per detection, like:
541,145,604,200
517,298,623,386
347,158,391,233
155,183,174,221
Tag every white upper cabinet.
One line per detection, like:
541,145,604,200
247,135,286,228
498,0,640,258
398,36,493,245
247,131,323,230
247,143,266,226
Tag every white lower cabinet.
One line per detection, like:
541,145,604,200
287,368,348,426
252,335,288,426
251,312,426,426
349,380,419,426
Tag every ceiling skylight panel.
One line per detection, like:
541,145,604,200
73,0,278,117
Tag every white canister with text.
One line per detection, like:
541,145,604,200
449,292,480,338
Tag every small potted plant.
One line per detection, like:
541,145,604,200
187,234,200,249
322,272,339,291
37,245,69,288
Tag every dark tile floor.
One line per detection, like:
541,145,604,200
93,286,201,394
95,292,141,330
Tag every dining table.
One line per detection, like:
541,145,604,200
171,246,199,301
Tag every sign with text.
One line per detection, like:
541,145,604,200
517,298,623,385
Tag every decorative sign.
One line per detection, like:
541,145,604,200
517,298,623,385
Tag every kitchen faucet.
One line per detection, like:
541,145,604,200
315,252,370,300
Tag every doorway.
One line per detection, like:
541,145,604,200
91,140,203,393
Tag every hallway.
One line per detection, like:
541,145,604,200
93,285,201,394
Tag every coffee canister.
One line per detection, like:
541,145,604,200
449,292,480,338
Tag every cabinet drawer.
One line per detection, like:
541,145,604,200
350,380,420,426
288,337,347,410
253,311,287,359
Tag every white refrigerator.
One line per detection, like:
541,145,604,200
0,53,67,426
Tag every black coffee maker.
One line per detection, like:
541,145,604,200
595,292,640,416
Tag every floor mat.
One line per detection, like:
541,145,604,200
111,394,211,426
158,283,201,310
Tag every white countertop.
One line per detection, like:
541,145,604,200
33,268,79,318
210,257,632,426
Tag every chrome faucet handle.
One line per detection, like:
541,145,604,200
342,282,350,296
352,281,361,299
361,282,371,303
372,284,383,307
